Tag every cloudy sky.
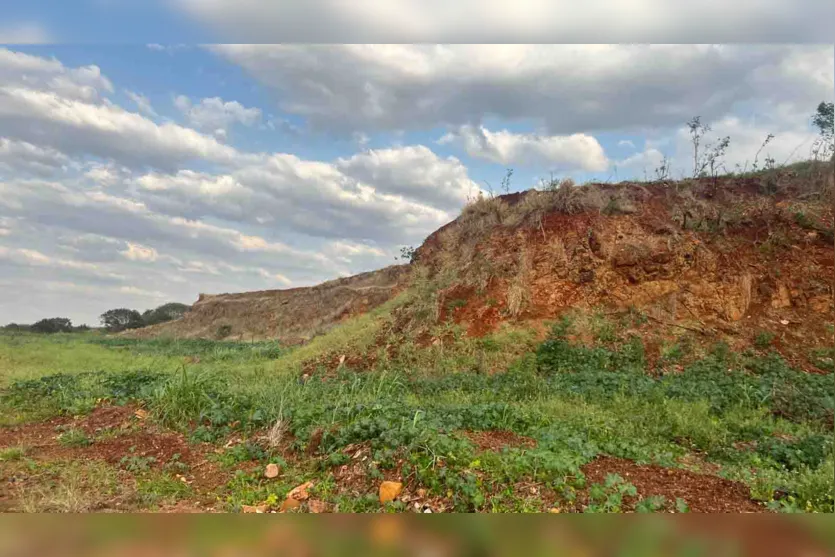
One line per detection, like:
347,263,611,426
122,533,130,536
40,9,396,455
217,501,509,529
3,1,834,42
0,41,832,325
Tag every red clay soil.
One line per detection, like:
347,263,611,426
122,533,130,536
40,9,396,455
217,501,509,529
413,177,834,373
581,456,765,513
0,404,227,501
438,283,505,338
463,430,537,452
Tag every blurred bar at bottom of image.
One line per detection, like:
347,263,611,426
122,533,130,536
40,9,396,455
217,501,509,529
0,515,833,557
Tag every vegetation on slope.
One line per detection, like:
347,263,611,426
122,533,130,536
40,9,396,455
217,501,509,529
1,300,832,513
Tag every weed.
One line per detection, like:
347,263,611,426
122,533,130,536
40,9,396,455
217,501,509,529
754,331,775,349
675,498,691,513
585,474,638,513
15,460,126,513
135,473,193,506
58,428,91,448
446,298,468,314
163,453,189,474
0,446,27,461
120,447,157,473
214,442,267,468
635,495,667,513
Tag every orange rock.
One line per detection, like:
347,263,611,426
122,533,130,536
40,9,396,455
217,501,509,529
264,463,281,479
242,504,267,513
379,481,403,504
771,284,791,309
279,498,301,512
287,481,314,501
809,296,831,313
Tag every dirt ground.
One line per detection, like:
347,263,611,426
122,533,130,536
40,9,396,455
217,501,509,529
581,455,764,513
0,404,228,512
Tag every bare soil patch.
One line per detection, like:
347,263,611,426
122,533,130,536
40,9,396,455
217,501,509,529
581,455,764,513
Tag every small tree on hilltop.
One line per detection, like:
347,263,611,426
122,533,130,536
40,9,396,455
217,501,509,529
398,245,418,264
811,101,834,162
100,308,143,332
687,116,710,178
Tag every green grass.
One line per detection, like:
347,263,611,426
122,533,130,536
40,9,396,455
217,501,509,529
0,330,177,387
0,446,27,462
1,305,833,513
12,459,128,513
135,473,193,507
57,427,91,448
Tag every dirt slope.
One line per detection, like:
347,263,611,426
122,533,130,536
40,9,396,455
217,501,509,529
129,167,833,365
127,265,409,344
408,171,833,371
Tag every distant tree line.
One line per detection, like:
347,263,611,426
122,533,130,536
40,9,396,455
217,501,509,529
100,302,190,332
1,318,91,334
2,302,190,334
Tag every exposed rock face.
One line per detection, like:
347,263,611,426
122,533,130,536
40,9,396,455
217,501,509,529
410,176,833,371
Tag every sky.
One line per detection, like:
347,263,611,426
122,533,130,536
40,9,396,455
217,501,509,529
0,12,833,326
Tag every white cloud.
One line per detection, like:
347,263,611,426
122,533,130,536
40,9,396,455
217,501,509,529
618,140,635,149
133,145,463,244
117,285,167,299
335,145,480,208
439,125,609,171
175,95,262,133
0,48,251,171
83,162,131,187
122,242,159,262
256,269,293,286
210,45,833,138
0,245,124,281
0,179,343,275
126,90,157,117
173,0,835,42
0,138,69,177
615,148,667,179
0,86,246,170
0,48,113,102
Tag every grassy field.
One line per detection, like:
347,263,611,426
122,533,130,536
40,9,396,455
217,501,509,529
1,304,833,513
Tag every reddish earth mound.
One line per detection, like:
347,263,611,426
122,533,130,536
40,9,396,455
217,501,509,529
414,174,833,370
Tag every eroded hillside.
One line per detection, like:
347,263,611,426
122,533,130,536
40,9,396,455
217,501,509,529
403,170,833,373
3,165,834,516
128,166,833,373
127,265,409,344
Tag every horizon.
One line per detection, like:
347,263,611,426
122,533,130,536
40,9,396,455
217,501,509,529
1,43,833,325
